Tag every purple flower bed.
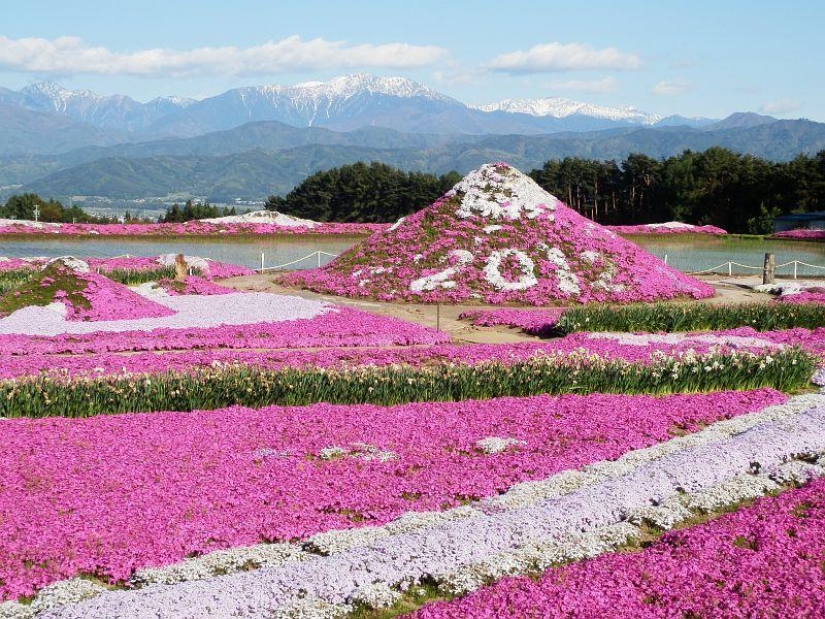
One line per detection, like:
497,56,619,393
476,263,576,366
0,256,254,279
0,389,782,600
459,308,563,335
0,221,385,237
606,222,728,235
0,305,448,355
157,276,235,296
0,326,806,380
414,474,825,619
772,229,825,240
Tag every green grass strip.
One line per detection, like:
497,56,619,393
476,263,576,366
0,348,814,419
554,302,825,334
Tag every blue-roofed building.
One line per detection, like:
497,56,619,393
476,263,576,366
773,211,825,232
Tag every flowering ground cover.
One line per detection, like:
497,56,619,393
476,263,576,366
283,163,713,304
0,220,384,237
772,228,825,240
0,261,175,322
413,473,825,618
29,393,825,618
0,325,811,381
0,255,254,280
0,390,783,601
606,222,728,235
459,308,563,336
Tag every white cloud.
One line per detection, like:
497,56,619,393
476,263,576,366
759,99,801,116
0,35,449,77
651,79,692,95
545,76,618,93
488,42,640,74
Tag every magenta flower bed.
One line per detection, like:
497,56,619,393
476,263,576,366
775,291,825,304
0,221,384,237
0,256,254,279
63,271,176,322
0,326,804,380
459,308,563,335
606,223,728,235
0,305,448,356
772,229,825,240
158,276,235,296
414,474,825,619
0,389,782,600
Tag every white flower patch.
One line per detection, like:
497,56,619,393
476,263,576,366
475,437,524,454
450,164,560,221
586,331,781,350
449,249,475,266
317,444,397,463
44,256,90,273
410,268,458,292
483,249,537,291
156,254,211,275
347,583,400,610
0,292,332,336
200,210,317,228
482,225,503,233
412,254,424,263
539,244,581,296
388,217,406,232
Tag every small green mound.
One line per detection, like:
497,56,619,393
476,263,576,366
0,262,89,317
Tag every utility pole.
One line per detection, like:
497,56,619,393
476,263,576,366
33,204,40,223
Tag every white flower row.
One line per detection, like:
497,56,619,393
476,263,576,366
451,164,559,221
37,394,825,619
586,330,782,350
0,291,332,336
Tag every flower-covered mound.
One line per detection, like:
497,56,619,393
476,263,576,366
0,260,175,323
283,163,713,304
0,390,781,601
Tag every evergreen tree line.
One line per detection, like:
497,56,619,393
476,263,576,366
529,147,825,234
158,200,238,223
0,194,120,224
266,161,462,223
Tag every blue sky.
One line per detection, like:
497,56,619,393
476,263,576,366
2,0,822,121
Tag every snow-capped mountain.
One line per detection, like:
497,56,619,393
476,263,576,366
0,82,195,133
0,73,724,141
472,97,660,125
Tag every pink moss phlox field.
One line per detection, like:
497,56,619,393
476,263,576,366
772,228,825,240
0,305,448,356
775,291,825,304
66,271,176,322
0,256,254,279
414,475,825,619
0,221,384,237
283,163,713,305
459,308,563,335
0,389,783,600
605,223,728,235
158,277,235,296
1,326,819,380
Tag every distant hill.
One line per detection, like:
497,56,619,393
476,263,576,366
19,118,825,201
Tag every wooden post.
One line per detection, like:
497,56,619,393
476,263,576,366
762,252,776,285
261,252,265,272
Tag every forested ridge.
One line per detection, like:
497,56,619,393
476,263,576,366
269,148,825,234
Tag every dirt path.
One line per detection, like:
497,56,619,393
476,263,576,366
219,273,776,345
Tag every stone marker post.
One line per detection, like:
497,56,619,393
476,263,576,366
762,252,776,285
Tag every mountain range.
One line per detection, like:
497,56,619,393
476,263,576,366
0,74,822,203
